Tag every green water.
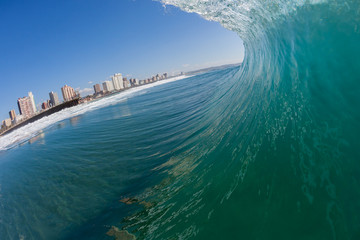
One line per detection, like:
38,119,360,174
1,0,360,239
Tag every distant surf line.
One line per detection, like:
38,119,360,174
0,75,192,152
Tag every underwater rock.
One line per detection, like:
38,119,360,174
106,226,136,240
119,197,138,205
120,197,153,208
139,201,153,208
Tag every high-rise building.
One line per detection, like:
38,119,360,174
107,81,114,91
17,96,35,118
93,84,102,94
112,73,124,90
102,81,114,93
15,114,24,123
102,82,107,92
9,110,16,121
28,92,37,113
2,119,11,128
49,91,60,106
129,78,139,86
123,77,130,88
42,101,49,110
61,85,76,102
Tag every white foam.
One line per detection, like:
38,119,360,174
0,75,192,151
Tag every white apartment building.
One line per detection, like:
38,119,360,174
102,81,114,92
28,92,37,113
112,73,124,90
61,85,76,102
17,96,35,118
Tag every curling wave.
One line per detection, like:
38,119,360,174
119,0,360,239
1,1,360,239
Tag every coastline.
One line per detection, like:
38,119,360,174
0,98,81,137
0,75,189,138
0,74,192,151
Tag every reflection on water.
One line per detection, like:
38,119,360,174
57,122,66,129
111,100,132,119
70,116,81,126
119,104,132,118
28,131,45,145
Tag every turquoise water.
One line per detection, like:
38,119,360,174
2,0,360,239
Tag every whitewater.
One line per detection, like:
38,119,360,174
0,75,190,152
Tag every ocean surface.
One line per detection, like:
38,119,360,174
1,0,360,239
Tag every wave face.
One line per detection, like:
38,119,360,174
121,0,360,239
1,1,360,239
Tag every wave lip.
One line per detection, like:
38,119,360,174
161,0,312,41
0,75,191,152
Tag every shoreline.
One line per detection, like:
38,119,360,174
0,75,189,138
0,63,240,133
0,98,81,137
0,74,191,150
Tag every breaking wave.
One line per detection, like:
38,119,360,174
118,0,360,238
1,0,360,239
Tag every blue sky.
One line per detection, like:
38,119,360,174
0,0,244,121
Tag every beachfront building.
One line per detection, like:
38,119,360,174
129,78,139,86
41,100,51,110
112,73,124,90
2,119,11,128
49,91,60,106
28,92,37,113
9,110,16,121
42,101,49,110
93,84,102,94
15,114,24,123
102,81,114,93
61,85,76,102
123,77,130,88
17,96,35,118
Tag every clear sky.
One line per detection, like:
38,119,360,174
0,0,244,121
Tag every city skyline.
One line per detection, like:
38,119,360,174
0,69,175,134
0,0,244,120
1,68,176,131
